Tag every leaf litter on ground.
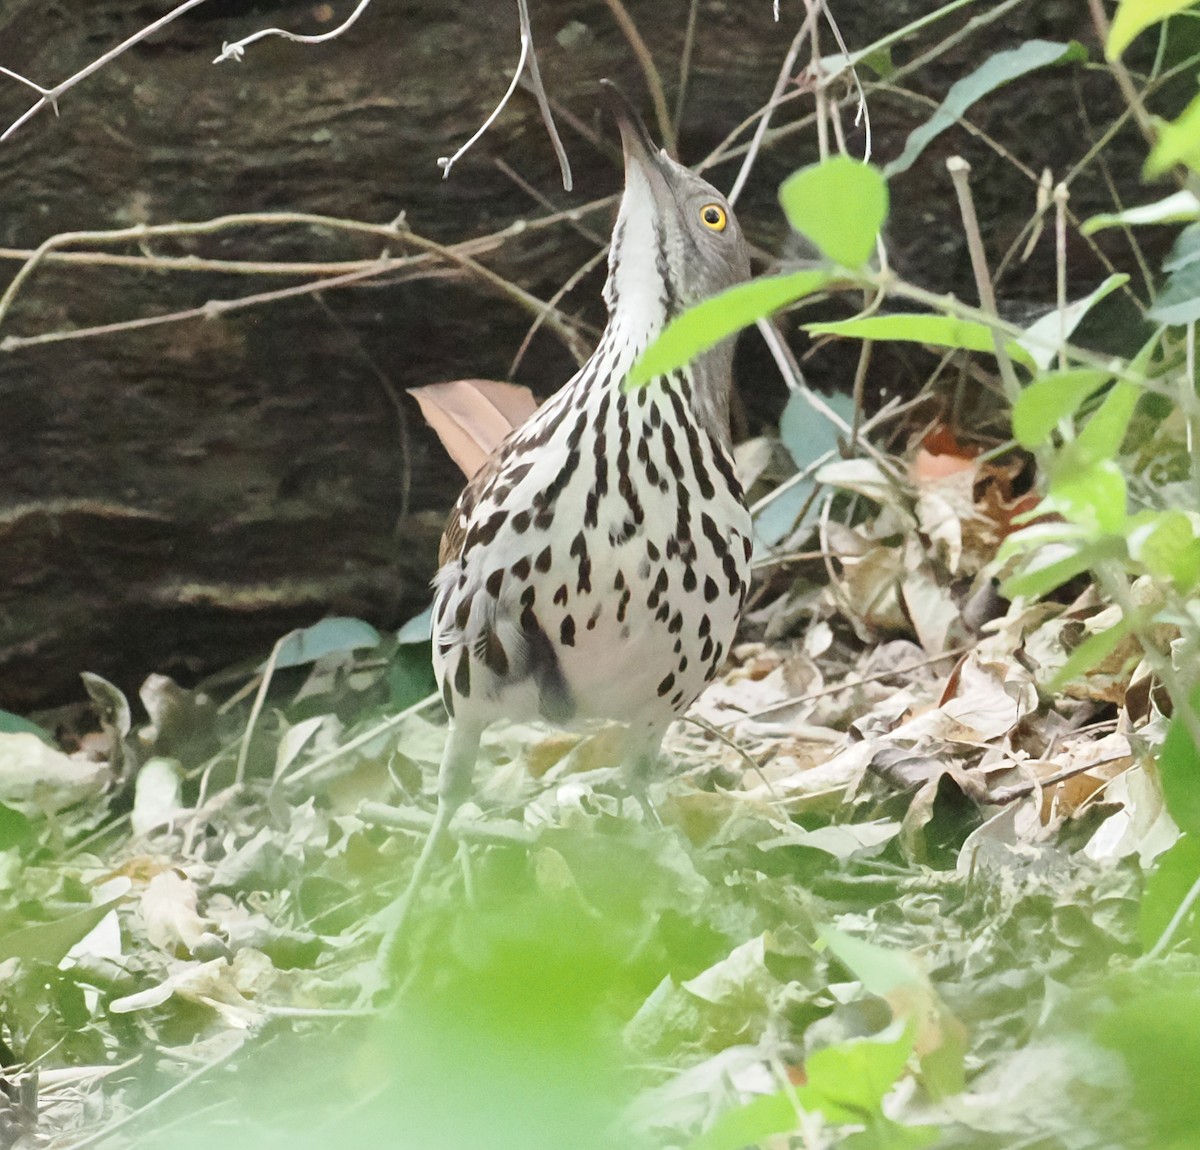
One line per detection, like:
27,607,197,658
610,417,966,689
0,424,1188,1150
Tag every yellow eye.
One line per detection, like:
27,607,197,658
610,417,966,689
699,203,728,232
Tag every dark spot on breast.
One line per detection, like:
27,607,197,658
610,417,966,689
657,672,675,697
485,569,504,598
554,584,568,606
511,510,532,534
723,553,740,592
535,545,552,573
587,603,602,630
455,596,472,631
655,602,670,623
560,615,576,647
454,649,472,698
479,627,509,677
704,575,719,602
512,556,532,581
682,566,697,592
646,540,660,562
668,610,683,634
700,635,713,661
469,509,508,551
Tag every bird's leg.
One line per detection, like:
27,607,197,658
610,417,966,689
622,724,668,828
377,719,482,972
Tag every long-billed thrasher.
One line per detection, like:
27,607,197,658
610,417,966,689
382,83,752,959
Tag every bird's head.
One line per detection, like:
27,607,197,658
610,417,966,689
600,81,751,344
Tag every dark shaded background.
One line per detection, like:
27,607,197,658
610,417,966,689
0,0,1162,709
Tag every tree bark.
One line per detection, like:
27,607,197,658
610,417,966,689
0,0,1153,709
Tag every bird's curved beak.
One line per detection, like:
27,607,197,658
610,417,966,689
599,80,672,191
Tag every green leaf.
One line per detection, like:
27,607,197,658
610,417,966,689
0,710,56,744
860,47,895,79
806,313,1034,367
1147,90,1200,177
1164,222,1200,271
1128,510,1200,589
268,617,382,670
1108,0,1199,59
1095,984,1200,1140
397,604,433,644
686,1092,798,1150
1066,381,1141,471
756,390,855,548
1082,190,1200,235
778,157,889,268
1140,833,1200,952
1158,688,1200,836
1046,613,1135,692
1000,537,1124,599
0,898,122,965
1011,369,1111,448
1044,459,1127,534
823,929,924,997
628,270,831,386
1016,274,1129,370
1151,257,1200,325
796,1023,916,1120
885,41,1086,177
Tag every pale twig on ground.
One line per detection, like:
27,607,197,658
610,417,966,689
279,693,442,790
360,802,536,847
742,647,970,722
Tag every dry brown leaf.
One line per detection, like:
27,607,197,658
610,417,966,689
409,378,538,480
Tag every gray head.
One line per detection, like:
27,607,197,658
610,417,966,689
599,82,750,441
600,82,751,339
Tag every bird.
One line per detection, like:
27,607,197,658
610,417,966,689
381,82,753,963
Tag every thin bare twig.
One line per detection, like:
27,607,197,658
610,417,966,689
438,22,530,181
1,0,212,143
215,0,375,63
313,295,413,520
1,259,397,353
1054,181,1069,372
946,156,1021,402
742,647,970,722
728,19,814,204
673,0,701,138
509,247,608,377
517,0,573,191
600,0,677,157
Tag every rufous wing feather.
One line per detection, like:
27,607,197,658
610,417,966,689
409,379,538,480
